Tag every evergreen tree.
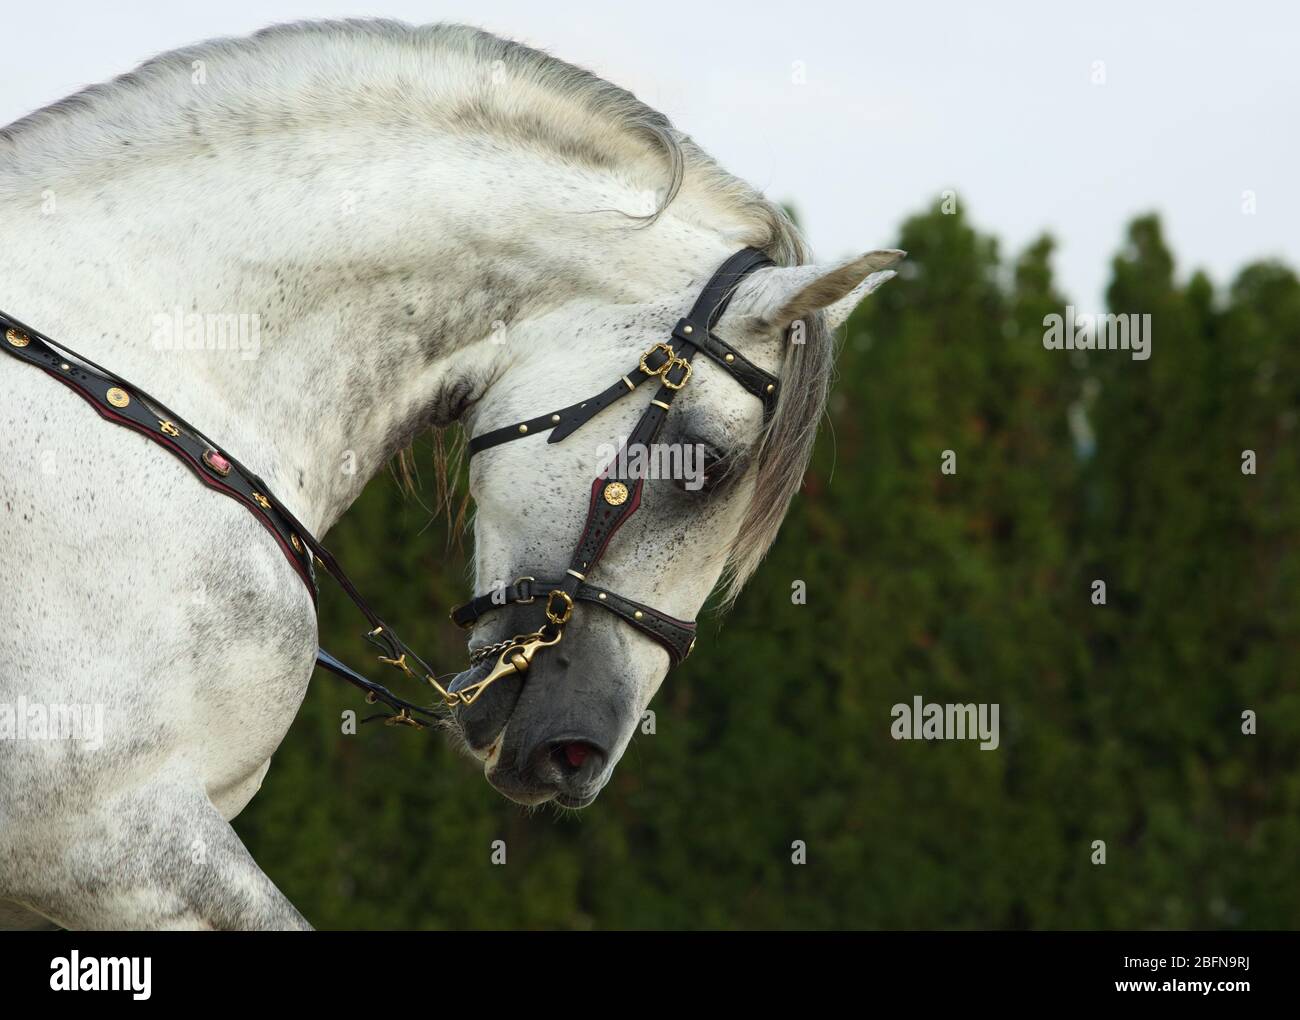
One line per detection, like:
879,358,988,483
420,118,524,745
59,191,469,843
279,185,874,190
236,204,1300,930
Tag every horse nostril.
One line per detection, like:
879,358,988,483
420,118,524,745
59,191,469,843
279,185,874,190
545,739,605,782
516,738,607,801
561,742,592,769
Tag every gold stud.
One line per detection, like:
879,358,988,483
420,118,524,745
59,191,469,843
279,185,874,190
5,327,30,348
59,362,70,371
598,592,607,600
603,481,629,506
291,534,303,553
551,414,560,423
683,325,693,334
158,420,181,438
518,424,528,434
766,383,775,393
252,492,271,510
106,387,130,408
724,353,735,363
634,610,644,620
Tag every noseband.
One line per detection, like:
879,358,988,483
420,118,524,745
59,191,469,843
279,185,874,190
0,248,778,725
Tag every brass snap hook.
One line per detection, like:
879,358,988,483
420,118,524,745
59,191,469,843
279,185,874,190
453,626,564,707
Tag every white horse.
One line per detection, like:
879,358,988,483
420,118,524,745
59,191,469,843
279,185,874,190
0,21,899,929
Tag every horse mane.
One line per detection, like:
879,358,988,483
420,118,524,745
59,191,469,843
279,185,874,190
1,19,833,602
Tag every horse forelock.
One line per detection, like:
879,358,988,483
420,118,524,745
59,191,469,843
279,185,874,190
723,295,833,605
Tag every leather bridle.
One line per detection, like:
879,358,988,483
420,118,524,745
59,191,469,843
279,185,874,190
446,246,778,702
0,248,779,726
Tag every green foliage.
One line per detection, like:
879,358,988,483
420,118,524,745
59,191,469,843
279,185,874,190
236,201,1300,929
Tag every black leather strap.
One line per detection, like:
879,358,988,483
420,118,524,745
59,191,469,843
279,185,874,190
687,247,776,330
450,576,697,665
466,248,779,461
457,247,779,667
466,352,672,457
0,310,443,723
1,247,780,708
565,395,670,579
687,326,778,416
1,312,319,596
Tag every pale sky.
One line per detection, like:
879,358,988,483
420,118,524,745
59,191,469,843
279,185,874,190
4,1,1295,309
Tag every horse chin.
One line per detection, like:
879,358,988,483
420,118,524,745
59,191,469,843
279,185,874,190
448,660,524,761
554,790,600,809
480,747,605,807
483,763,557,806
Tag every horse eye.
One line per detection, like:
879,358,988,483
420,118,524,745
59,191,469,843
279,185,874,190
674,443,728,494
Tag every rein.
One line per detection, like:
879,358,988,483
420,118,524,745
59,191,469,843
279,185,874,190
0,248,778,726
1,310,447,725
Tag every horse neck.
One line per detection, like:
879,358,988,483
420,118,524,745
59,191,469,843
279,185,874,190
0,126,729,536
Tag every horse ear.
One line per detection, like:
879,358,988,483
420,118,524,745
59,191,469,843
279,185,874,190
746,250,906,332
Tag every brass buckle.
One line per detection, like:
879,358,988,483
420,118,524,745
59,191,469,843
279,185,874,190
545,589,574,626
639,342,675,377
660,357,692,390
448,575,536,630
639,342,691,390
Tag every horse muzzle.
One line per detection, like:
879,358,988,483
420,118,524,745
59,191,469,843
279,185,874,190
452,619,639,806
